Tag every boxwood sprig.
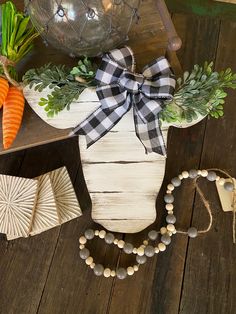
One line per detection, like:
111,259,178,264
160,62,236,123
23,58,97,117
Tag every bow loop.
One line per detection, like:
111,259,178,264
72,46,176,157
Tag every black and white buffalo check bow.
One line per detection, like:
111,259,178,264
71,46,176,156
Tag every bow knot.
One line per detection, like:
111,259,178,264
118,70,145,94
72,46,176,156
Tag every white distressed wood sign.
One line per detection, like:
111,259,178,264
24,86,205,233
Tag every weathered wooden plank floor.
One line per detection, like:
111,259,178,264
0,13,236,314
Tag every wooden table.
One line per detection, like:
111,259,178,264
0,0,181,155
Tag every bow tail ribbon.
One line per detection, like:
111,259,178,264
133,95,167,156
73,88,131,147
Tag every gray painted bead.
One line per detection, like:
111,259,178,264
84,229,95,240
123,243,134,254
144,245,155,257
105,233,115,244
164,194,174,204
136,255,147,264
207,171,217,181
93,264,104,276
171,177,181,187
116,268,127,280
224,182,234,192
148,230,158,241
166,214,176,224
161,234,171,245
187,227,198,238
79,248,90,259
189,169,198,179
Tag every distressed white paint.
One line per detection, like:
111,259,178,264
24,86,205,233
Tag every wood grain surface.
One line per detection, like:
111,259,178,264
179,19,236,314
0,4,236,314
0,0,171,155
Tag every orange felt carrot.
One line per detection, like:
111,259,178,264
3,86,25,149
0,78,9,109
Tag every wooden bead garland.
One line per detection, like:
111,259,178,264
79,169,236,279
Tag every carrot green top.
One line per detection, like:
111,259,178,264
0,1,38,79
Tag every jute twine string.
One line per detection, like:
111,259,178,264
0,55,23,89
176,168,236,244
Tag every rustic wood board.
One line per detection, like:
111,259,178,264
107,13,221,314
0,138,83,314
179,18,236,314
1,11,236,314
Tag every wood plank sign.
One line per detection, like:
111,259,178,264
24,87,205,233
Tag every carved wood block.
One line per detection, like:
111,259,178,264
0,175,38,238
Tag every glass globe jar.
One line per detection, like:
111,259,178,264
25,0,140,57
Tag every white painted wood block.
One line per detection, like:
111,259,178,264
24,86,205,233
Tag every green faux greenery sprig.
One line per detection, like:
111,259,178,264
23,58,97,117
160,62,236,123
24,59,236,122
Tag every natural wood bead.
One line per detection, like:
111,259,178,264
113,239,119,245
95,230,99,236
99,230,106,239
90,263,95,269
168,210,174,215
182,171,189,178
178,174,183,180
127,267,135,276
167,231,173,236
216,176,220,181
137,247,145,256
158,243,166,251
133,248,137,254
117,240,125,248
167,184,174,191
172,229,177,234
143,240,148,246
104,268,111,278
219,178,225,186
201,170,208,177
79,244,85,250
155,247,160,254
111,270,116,277
141,244,146,249
166,204,173,211
197,170,202,175
133,265,139,271
166,190,172,194
85,257,93,265
160,227,167,235
167,224,175,232
79,236,87,245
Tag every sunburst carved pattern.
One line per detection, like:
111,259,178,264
30,174,59,236
3,167,82,240
0,175,38,238
49,167,82,224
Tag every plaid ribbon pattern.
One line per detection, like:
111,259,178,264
72,46,176,156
